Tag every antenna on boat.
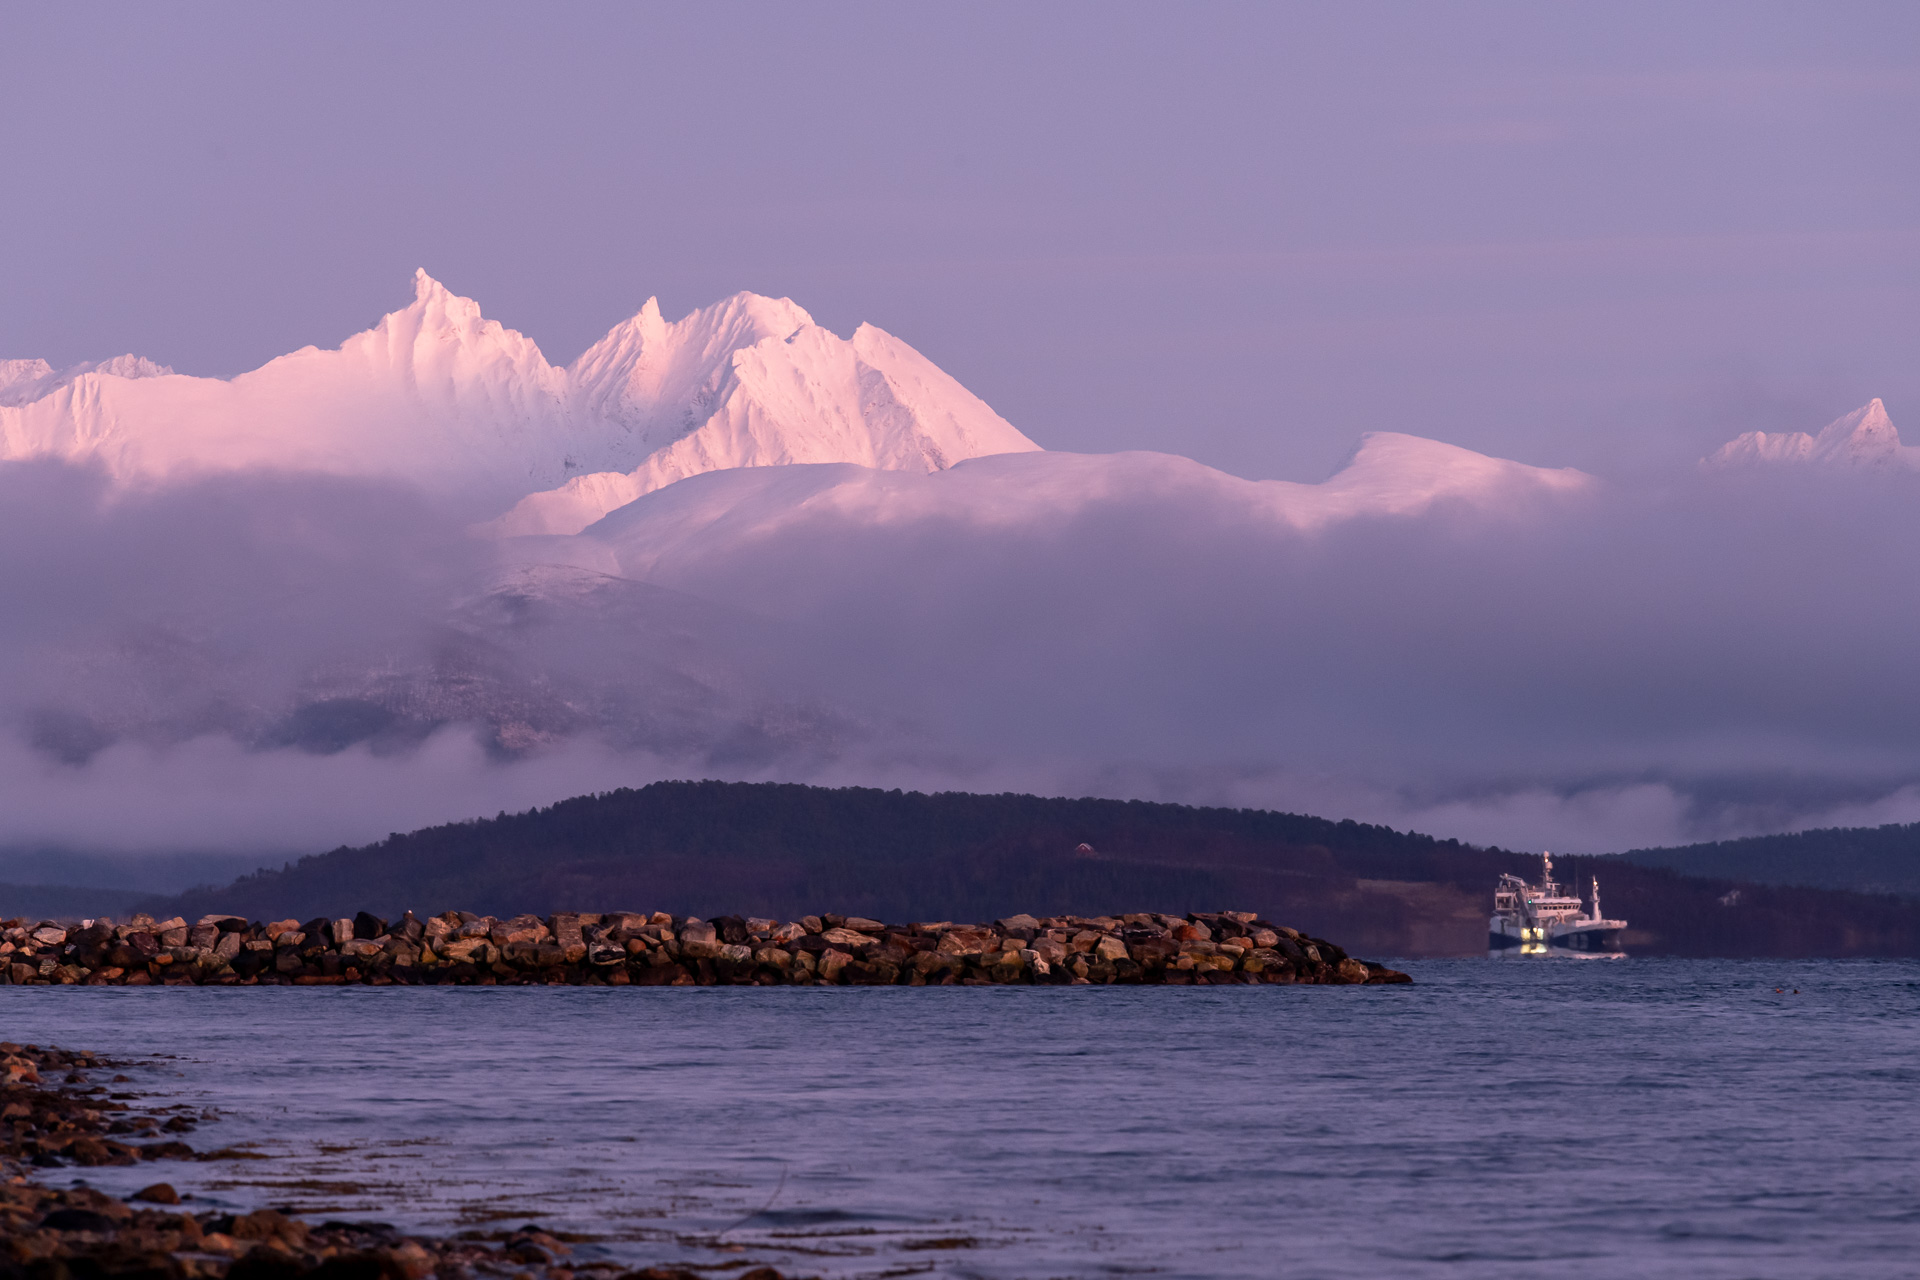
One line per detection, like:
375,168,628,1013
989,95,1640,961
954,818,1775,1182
1591,876,1601,921
1542,850,1553,890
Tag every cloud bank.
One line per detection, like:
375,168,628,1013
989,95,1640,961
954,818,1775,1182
4,451,1919,858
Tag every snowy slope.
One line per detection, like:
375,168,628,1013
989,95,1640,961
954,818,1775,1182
489,298,1038,534
0,355,175,407
513,433,1596,585
0,273,573,508
1704,399,1916,471
0,272,1038,515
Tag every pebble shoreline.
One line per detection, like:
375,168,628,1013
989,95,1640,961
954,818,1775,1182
0,1042,794,1280
0,909,1409,987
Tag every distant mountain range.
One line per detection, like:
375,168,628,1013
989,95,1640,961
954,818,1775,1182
2,271,1915,857
5,269,1895,531
0,271,1037,524
0,270,1607,531
0,271,1609,770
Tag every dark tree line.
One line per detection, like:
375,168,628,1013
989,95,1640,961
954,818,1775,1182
141,781,1920,957
1621,823,1920,899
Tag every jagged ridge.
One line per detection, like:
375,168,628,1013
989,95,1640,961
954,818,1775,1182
0,271,1038,519
1705,398,1915,472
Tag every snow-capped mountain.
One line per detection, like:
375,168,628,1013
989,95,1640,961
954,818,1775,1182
0,355,176,407
0,271,1038,516
493,294,1038,535
1704,399,1914,472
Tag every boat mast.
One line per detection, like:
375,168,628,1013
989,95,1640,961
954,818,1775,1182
1591,876,1602,922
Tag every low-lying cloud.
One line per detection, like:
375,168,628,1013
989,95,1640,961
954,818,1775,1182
4,454,1919,860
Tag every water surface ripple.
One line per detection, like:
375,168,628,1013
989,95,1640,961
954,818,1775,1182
6,958,1915,1278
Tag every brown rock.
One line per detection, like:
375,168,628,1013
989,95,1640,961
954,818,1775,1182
66,1136,113,1165
935,928,997,957
380,1240,435,1279
229,1209,305,1243
552,914,587,963
130,1183,180,1205
1364,963,1414,984
817,948,853,982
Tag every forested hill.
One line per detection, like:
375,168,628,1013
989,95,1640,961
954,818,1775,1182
1619,823,1920,898
139,781,1920,957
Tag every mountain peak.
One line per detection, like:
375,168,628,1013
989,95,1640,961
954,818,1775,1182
1812,398,1896,459
401,268,488,328
410,267,459,305
1705,399,1909,471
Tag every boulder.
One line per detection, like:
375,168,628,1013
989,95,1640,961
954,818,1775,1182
551,915,587,963
1333,958,1371,985
936,928,998,957
817,948,853,982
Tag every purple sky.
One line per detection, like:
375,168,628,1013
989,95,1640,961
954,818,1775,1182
5,2,1915,484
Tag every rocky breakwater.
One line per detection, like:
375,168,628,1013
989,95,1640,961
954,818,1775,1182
0,1042,796,1280
0,910,1408,987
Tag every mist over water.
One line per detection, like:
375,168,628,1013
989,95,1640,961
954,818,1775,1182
13,960,1918,1279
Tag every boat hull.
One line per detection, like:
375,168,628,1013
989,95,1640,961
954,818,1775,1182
1488,916,1627,955
1550,924,1625,952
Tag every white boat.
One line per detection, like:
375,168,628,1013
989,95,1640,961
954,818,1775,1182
1488,852,1627,954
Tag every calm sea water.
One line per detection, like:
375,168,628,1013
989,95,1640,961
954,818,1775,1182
5,959,1916,1279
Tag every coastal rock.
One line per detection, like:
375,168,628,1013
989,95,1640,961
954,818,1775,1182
817,948,854,981
936,928,998,957
0,909,1408,988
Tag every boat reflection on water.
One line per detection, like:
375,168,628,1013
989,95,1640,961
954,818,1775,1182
1488,851,1628,957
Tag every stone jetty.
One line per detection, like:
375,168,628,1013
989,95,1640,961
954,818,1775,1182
0,910,1408,987
0,1042,797,1280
